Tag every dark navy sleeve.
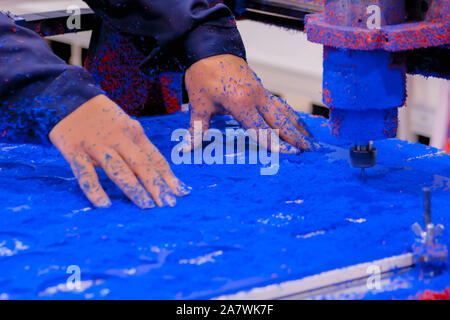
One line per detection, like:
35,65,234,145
0,13,103,144
83,0,246,69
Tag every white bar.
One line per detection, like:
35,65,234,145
215,253,414,300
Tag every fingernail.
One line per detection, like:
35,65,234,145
140,198,156,210
162,193,177,207
312,142,321,151
97,198,112,208
304,138,320,152
295,136,320,152
132,192,156,209
280,142,302,155
177,182,192,196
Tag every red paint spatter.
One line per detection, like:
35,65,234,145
85,27,181,116
323,88,333,106
86,41,144,116
417,288,450,300
328,107,342,137
383,110,399,138
306,4,449,52
160,75,181,114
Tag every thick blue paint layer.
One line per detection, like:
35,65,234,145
330,108,398,141
0,112,449,299
323,48,406,110
323,48,406,141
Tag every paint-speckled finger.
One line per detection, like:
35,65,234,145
90,148,155,209
257,99,314,151
69,153,111,208
149,151,192,198
132,137,192,198
268,92,314,139
228,103,302,154
115,141,179,207
148,173,178,208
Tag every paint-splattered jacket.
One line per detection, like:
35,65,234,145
0,0,245,144
83,0,246,117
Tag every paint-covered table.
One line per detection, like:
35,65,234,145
0,112,449,299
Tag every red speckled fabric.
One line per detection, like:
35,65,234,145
85,24,182,117
83,0,246,116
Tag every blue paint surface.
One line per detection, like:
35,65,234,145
0,112,449,299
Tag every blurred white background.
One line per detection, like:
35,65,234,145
1,0,449,149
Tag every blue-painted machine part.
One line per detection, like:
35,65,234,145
323,48,406,111
323,47,406,141
305,0,448,150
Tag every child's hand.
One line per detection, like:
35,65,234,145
49,95,190,209
185,54,315,153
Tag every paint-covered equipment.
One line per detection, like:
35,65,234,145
412,188,448,275
306,0,450,169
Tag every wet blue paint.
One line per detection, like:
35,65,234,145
0,112,449,299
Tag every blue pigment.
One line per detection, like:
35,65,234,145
0,112,449,299
323,48,406,142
